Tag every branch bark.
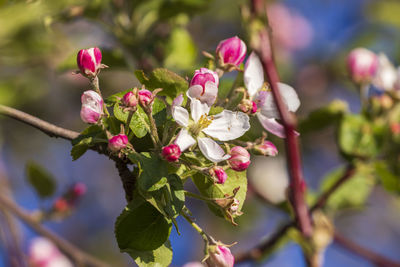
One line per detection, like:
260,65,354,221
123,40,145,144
0,193,110,267
249,0,312,236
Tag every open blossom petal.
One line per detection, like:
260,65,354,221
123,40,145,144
203,110,250,141
244,52,265,98
198,137,230,163
190,99,210,122
373,53,398,91
172,94,184,107
187,82,218,106
174,129,196,151
259,83,300,119
172,106,189,127
257,114,286,138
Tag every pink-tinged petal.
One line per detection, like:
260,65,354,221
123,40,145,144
187,85,204,100
190,68,219,89
92,47,102,66
190,99,210,123
174,129,196,152
347,48,378,84
257,114,286,138
244,52,264,98
80,106,101,124
182,262,204,267
216,36,247,66
172,94,184,107
188,82,218,106
198,137,230,163
203,110,250,141
77,47,102,76
373,53,398,91
172,106,189,127
207,245,235,267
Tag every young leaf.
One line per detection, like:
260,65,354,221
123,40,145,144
374,161,400,194
128,240,173,267
114,103,150,138
115,197,172,252
70,125,106,161
26,162,56,198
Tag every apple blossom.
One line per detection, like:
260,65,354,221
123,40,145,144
108,134,129,152
347,48,378,84
162,144,181,162
72,182,87,197
77,47,103,78
172,99,250,162
244,52,300,138
29,237,73,267
80,90,103,124
207,245,234,267
228,146,250,171
191,68,219,89
216,36,247,66
373,53,398,91
122,91,138,108
211,166,227,184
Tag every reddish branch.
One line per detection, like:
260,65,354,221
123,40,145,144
250,0,312,236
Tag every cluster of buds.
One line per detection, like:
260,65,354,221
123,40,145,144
52,183,87,215
28,237,73,267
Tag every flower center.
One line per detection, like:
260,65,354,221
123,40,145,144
189,115,213,136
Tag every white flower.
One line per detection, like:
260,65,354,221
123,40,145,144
187,81,219,106
373,53,398,91
244,52,300,138
172,99,250,162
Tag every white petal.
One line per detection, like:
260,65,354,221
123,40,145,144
257,114,286,138
187,85,203,100
259,83,300,118
174,129,196,151
201,81,218,106
190,99,210,123
198,137,230,163
203,110,250,141
172,94,184,107
373,53,398,91
172,106,189,127
244,52,264,98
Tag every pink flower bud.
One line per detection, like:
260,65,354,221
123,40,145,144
190,68,219,92
228,146,251,171
253,140,278,157
72,183,87,197
108,134,129,152
53,198,69,213
183,262,204,267
162,144,181,162
77,47,102,77
80,90,103,124
347,48,378,84
239,99,258,114
216,36,247,66
207,245,235,267
122,91,138,108
138,89,154,107
251,101,258,114
211,166,227,184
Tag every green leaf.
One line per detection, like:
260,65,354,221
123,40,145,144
338,114,378,158
134,68,188,100
115,197,172,252
299,100,348,133
369,1,400,28
164,174,185,218
164,28,197,71
375,161,400,194
70,125,106,160
114,103,150,138
320,164,374,211
26,162,56,198
128,240,173,267
192,169,247,219
105,88,133,106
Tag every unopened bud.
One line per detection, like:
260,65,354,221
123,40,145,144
72,183,87,197
138,89,154,107
108,134,129,152
210,166,227,184
161,144,181,162
253,140,278,156
80,90,103,124
238,99,257,114
77,47,103,78
122,90,138,108
216,36,247,67
347,48,378,84
207,245,235,267
190,68,219,91
53,198,69,213
228,146,250,171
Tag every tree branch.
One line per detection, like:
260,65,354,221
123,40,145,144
0,104,79,141
0,193,110,267
249,0,312,236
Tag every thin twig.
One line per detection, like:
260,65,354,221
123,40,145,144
250,0,312,236
0,104,79,141
334,232,400,267
0,193,110,267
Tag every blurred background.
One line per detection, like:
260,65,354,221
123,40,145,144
1,0,400,266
